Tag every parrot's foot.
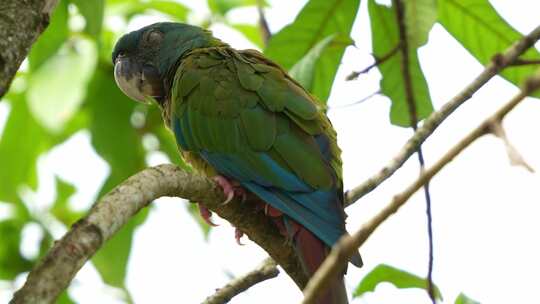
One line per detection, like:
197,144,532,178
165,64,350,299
198,204,218,227
235,228,245,245
264,203,283,217
212,175,247,205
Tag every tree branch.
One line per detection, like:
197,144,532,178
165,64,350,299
346,43,401,81
0,0,58,98
328,90,380,110
302,69,540,304
202,258,279,304
344,24,540,206
509,58,540,66
10,165,306,304
393,1,435,302
256,0,271,46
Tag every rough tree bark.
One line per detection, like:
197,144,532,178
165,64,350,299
0,0,58,98
10,165,306,303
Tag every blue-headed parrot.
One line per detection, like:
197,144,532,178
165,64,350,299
112,22,362,304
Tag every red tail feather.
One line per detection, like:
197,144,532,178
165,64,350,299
289,221,349,304
261,202,349,304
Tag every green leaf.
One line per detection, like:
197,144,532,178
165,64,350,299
0,219,33,279
265,0,360,103
289,35,345,92
85,66,147,289
455,293,480,304
99,29,121,63
107,0,137,4
369,0,434,127
109,0,190,21
145,106,187,167
50,177,82,226
28,0,69,70
353,264,443,300
207,0,267,15
0,94,49,200
145,0,190,20
87,68,145,195
56,290,76,304
229,23,264,48
438,0,540,98
27,38,97,133
92,209,148,290
404,0,437,48
71,0,105,40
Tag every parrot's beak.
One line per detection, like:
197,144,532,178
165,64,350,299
114,57,164,103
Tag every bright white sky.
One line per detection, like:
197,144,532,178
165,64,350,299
2,0,540,303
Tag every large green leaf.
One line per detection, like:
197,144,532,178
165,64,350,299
353,264,443,300
455,293,480,304
264,0,360,103
28,0,69,70
0,94,49,200
71,0,105,40
107,0,137,4
438,0,540,98
289,35,349,93
0,218,33,280
369,0,434,127
86,67,147,289
92,208,148,292
404,0,437,48
229,23,264,48
100,29,121,64
50,177,82,226
56,290,76,304
207,0,267,16
27,38,97,133
145,106,186,167
109,0,190,21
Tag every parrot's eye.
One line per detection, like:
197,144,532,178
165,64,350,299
147,30,163,45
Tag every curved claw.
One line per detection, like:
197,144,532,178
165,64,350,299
222,191,234,205
213,175,246,205
212,175,235,204
235,228,245,246
198,204,218,227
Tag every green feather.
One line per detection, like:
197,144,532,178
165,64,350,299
283,79,319,120
168,47,342,188
274,125,333,189
240,107,276,151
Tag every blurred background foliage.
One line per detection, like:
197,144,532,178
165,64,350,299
0,0,538,302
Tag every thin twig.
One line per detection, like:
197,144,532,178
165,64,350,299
344,24,540,206
393,0,435,301
302,69,540,304
10,165,307,304
202,258,279,304
328,90,380,110
346,43,401,81
510,58,540,66
256,0,271,46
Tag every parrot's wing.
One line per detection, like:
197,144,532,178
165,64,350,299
169,48,346,248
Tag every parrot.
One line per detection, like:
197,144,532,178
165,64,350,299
112,22,362,303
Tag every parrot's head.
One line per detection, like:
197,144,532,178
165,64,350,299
112,22,224,104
